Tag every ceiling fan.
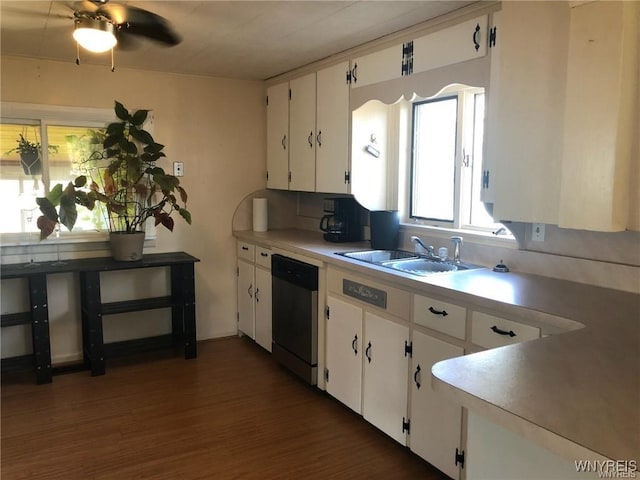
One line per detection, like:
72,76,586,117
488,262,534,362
68,0,181,70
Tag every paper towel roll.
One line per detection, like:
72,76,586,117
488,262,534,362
253,198,268,232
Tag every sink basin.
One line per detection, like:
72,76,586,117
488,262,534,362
338,249,417,263
382,258,459,275
337,249,481,276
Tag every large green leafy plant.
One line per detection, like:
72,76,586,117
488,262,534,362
36,101,191,239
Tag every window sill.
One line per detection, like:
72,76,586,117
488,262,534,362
0,232,157,264
400,223,517,249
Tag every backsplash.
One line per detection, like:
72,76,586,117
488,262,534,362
233,190,640,294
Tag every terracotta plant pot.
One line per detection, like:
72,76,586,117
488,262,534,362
109,231,145,261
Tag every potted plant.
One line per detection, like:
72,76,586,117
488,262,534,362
36,100,191,261
5,133,59,176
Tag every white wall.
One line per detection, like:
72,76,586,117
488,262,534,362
0,56,266,362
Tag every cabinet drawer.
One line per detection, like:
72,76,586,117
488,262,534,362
237,242,255,262
255,247,272,269
413,295,466,340
472,312,540,349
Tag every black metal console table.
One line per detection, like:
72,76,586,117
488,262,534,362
1,252,199,384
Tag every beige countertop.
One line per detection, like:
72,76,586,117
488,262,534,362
233,228,640,462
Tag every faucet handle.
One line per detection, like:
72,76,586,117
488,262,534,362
450,235,463,245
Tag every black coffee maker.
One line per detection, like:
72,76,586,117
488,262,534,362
319,197,364,242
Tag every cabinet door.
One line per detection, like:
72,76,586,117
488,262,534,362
325,295,363,414
254,266,272,352
351,44,403,88
363,312,409,445
316,61,350,194
481,10,501,204
491,2,570,224
412,15,488,74
410,330,464,479
266,82,290,190
289,73,316,192
237,259,255,338
559,1,638,232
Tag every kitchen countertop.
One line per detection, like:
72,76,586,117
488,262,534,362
233,228,640,462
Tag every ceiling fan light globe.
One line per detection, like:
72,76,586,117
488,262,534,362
73,19,117,53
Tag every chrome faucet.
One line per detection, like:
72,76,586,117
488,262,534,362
410,236,435,258
450,236,463,264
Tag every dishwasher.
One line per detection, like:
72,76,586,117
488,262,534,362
271,254,318,385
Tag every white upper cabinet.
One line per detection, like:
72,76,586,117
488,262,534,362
490,1,570,225
559,1,639,232
316,61,351,194
481,10,501,204
266,82,290,190
412,15,488,74
289,73,317,192
350,44,403,89
267,63,351,193
488,0,638,231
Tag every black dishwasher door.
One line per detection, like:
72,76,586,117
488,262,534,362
271,254,318,385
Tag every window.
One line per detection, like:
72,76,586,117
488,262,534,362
408,86,504,233
0,103,116,243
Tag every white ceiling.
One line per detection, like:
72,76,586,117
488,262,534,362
0,1,474,80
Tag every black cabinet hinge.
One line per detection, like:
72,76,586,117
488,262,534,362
266,95,269,106
288,88,292,100
325,368,329,382
455,448,465,468
326,306,330,319
402,417,410,434
482,170,490,189
344,171,351,184
489,26,497,48
401,41,414,76
288,171,292,183
404,340,413,357
346,69,352,84
266,171,269,181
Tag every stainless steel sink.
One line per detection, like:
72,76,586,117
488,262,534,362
382,258,459,274
337,249,481,276
338,249,417,263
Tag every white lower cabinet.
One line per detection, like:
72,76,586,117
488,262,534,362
362,311,410,445
236,241,272,351
466,412,600,480
254,266,272,351
325,295,363,414
409,330,464,479
237,259,255,338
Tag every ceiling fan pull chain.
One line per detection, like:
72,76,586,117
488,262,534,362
111,48,115,72
76,42,80,66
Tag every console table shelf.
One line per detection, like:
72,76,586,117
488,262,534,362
1,252,199,384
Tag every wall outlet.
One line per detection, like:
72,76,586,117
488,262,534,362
532,223,545,242
173,162,184,177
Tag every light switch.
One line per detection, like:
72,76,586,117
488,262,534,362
173,162,184,177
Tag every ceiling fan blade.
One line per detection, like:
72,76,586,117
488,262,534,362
98,4,181,46
70,1,100,15
114,30,141,51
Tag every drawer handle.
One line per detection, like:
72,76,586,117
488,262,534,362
428,306,448,317
255,287,260,303
241,246,249,251
491,325,516,337
414,364,421,389
351,334,358,355
260,252,269,257
365,341,372,363
248,284,253,299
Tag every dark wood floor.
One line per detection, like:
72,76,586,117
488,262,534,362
2,337,449,480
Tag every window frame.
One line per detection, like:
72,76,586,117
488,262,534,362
0,102,157,248
409,94,460,224
403,86,509,238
